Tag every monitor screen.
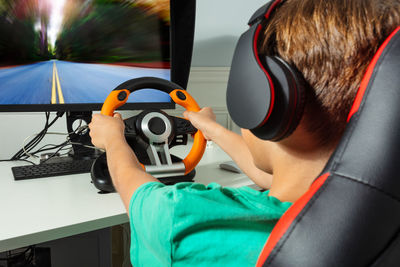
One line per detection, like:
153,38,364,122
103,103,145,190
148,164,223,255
0,0,176,111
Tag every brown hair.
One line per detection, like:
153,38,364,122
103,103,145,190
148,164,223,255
260,0,400,147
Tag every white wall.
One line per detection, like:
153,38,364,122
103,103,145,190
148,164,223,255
0,0,266,159
192,0,268,66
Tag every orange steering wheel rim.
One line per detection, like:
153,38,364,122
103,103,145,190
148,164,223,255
100,77,206,175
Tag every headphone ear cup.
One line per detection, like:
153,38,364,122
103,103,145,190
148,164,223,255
226,17,306,141
250,56,306,141
284,64,307,138
227,24,276,133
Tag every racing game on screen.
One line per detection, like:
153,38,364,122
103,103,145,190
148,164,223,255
0,0,171,105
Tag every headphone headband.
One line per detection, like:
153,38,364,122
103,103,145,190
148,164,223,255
248,0,283,25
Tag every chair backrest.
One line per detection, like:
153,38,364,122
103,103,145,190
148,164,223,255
257,26,400,267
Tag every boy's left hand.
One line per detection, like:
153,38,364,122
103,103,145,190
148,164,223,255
183,107,220,141
89,113,125,150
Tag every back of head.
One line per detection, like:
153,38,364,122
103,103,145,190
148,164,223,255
260,0,400,147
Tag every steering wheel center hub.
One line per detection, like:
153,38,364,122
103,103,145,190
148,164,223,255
148,117,166,135
141,112,172,144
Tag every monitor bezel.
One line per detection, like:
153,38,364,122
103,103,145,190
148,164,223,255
0,0,196,112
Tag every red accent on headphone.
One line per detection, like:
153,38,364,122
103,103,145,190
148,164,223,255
265,0,283,19
254,24,275,127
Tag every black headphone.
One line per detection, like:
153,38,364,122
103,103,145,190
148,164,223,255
226,0,306,141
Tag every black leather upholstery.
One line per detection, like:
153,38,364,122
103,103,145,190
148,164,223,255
260,27,400,267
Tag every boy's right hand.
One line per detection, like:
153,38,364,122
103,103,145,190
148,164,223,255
89,113,126,150
183,107,221,141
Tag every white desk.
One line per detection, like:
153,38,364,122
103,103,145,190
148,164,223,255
0,143,254,252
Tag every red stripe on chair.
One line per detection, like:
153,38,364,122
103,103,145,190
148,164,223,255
347,26,400,122
256,172,330,267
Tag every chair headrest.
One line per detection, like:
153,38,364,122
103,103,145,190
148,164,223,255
258,26,400,267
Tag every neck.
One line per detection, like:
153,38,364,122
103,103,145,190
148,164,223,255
268,141,333,203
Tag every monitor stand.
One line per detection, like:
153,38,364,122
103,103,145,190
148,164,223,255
38,111,99,164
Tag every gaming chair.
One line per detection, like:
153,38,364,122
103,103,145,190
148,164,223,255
225,0,400,264
255,23,400,267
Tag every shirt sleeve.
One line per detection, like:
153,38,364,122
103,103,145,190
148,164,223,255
129,181,176,266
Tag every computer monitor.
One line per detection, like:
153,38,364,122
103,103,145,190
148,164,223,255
0,0,196,159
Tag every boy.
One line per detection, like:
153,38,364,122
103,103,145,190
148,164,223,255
89,0,400,265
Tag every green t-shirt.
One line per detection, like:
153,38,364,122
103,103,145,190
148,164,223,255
129,182,291,267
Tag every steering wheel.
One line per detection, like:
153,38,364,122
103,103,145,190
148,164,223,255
91,77,206,192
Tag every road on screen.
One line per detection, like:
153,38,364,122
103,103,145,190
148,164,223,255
0,60,171,105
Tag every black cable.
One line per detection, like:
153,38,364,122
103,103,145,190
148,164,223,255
29,142,70,160
8,128,92,164
4,115,94,167
0,159,36,165
14,112,51,159
25,142,69,157
11,112,64,160
18,111,67,160
22,112,61,156
26,246,35,265
21,112,51,152
27,125,90,159
0,246,34,261
19,141,71,160
11,112,50,160
40,142,71,164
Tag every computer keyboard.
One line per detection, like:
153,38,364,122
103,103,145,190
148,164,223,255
12,159,95,180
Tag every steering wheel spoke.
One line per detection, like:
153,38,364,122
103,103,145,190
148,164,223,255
145,142,186,177
146,142,173,166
